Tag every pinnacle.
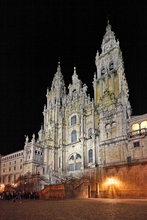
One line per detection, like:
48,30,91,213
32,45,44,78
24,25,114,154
57,58,61,72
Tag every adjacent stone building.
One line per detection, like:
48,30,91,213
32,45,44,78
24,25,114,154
0,22,147,191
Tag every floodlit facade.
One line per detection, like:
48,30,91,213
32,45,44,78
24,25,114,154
0,22,147,187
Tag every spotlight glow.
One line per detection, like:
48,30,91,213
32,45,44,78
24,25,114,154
103,177,122,187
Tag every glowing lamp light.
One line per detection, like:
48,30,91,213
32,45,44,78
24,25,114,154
103,177,122,187
0,184,5,192
108,178,115,184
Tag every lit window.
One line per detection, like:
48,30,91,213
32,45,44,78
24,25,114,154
132,123,139,131
71,115,76,126
71,130,77,143
141,121,147,129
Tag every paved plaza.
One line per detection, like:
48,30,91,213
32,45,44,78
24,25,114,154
0,198,147,220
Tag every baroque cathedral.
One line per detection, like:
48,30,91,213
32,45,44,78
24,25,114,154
0,22,147,188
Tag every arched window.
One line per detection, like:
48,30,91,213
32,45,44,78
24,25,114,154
101,67,105,75
141,121,147,129
88,149,93,163
132,123,139,131
105,124,110,139
132,123,139,135
68,154,75,171
76,154,81,159
71,115,76,126
69,155,74,160
71,130,77,143
68,153,82,171
105,124,110,130
109,61,114,71
111,121,116,138
88,128,92,138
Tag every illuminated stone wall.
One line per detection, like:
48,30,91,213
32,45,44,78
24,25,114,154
93,164,147,198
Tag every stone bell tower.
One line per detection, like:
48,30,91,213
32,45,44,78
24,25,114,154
93,21,131,165
41,61,66,178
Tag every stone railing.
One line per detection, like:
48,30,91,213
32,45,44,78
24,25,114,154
128,128,147,138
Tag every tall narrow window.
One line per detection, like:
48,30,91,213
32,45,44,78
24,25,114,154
105,124,110,139
88,149,93,163
71,130,77,143
88,128,92,138
71,115,76,126
111,121,116,138
109,61,114,71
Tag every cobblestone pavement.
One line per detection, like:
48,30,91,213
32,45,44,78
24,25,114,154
0,198,147,220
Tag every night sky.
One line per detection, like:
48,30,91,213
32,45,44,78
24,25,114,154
0,1,147,155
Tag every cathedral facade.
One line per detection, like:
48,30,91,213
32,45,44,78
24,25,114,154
0,23,147,188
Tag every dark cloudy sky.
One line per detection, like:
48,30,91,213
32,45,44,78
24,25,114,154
0,1,147,155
